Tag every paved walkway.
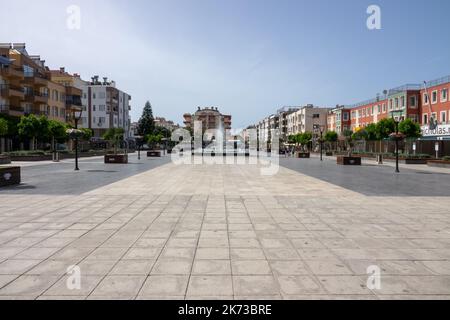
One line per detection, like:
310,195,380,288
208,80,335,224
1,161,450,300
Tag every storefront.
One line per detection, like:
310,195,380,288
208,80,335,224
417,124,450,157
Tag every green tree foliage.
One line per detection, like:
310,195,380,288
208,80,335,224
324,131,338,143
0,118,8,137
399,118,422,139
364,123,378,141
48,120,68,143
147,133,163,149
137,101,155,136
79,128,93,141
103,128,125,154
375,118,396,140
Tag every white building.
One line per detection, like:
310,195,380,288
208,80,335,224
287,104,330,136
75,75,131,138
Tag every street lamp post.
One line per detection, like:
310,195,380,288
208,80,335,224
319,125,325,161
135,136,143,160
390,110,405,174
73,109,83,171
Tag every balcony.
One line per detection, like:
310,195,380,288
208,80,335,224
0,104,24,115
24,91,49,104
22,75,49,88
0,84,25,98
0,67,24,79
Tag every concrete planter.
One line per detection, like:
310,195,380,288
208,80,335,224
0,155,11,165
104,154,128,164
296,152,310,159
325,152,333,156
427,160,450,168
337,156,361,166
147,151,162,157
10,155,52,161
0,166,20,187
404,158,428,165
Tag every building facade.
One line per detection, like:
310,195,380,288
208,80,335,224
327,106,351,135
286,105,330,136
183,107,232,139
0,43,82,122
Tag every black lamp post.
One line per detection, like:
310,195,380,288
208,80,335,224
390,110,405,174
73,108,83,171
135,135,143,160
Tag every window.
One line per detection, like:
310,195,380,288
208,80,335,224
377,105,381,114
441,111,447,124
389,99,393,110
99,92,106,99
441,88,448,102
93,93,96,99
312,114,320,119
423,93,429,104
83,93,87,99
99,105,105,111
99,117,105,123
410,96,417,108
432,90,438,104
401,96,405,108
423,114,428,124
395,98,399,109
343,112,349,121
93,105,96,111
382,103,386,113
431,112,437,122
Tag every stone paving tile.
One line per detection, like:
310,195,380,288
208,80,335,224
90,275,146,297
187,276,233,296
139,275,189,296
1,162,450,300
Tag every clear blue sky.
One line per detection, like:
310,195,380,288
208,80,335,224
1,0,450,128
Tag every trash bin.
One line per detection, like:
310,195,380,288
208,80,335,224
52,152,60,162
376,154,383,164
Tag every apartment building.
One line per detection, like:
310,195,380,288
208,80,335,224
155,117,179,131
0,43,81,123
286,105,330,136
421,76,450,127
184,107,232,141
276,106,301,140
327,106,351,135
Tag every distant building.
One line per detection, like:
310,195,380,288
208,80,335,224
327,105,351,135
286,104,330,137
184,107,231,140
154,117,179,131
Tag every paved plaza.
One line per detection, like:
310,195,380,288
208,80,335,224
1,155,450,300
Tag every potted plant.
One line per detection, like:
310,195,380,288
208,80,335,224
0,166,20,187
295,132,312,158
103,128,128,163
337,129,361,165
147,134,163,157
324,131,338,156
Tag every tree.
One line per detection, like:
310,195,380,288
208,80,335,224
48,120,68,152
79,128,93,141
18,114,41,150
147,133,163,150
297,132,312,152
399,118,422,139
137,101,155,136
343,129,354,155
0,118,8,154
364,123,378,141
324,131,338,151
375,118,396,140
0,118,8,137
103,128,125,154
